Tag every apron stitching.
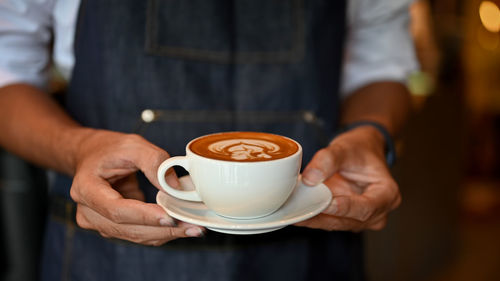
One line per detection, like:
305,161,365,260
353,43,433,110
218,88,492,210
133,109,330,146
61,202,76,281
292,0,305,61
144,0,158,53
136,109,323,123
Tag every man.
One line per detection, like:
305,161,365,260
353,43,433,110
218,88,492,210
0,0,416,280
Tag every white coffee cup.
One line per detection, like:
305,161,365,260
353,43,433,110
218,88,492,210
157,132,302,219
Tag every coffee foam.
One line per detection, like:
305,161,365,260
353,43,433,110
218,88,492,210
189,132,298,162
208,139,281,161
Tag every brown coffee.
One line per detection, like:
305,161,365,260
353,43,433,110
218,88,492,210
189,132,299,162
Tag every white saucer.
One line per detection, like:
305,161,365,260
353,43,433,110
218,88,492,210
156,176,332,235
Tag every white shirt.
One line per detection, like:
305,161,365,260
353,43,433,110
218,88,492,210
0,0,418,97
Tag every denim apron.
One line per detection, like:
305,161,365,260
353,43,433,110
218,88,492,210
41,0,364,280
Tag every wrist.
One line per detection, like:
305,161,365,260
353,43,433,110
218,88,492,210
351,125,385,148
61,127,98,175
336,121,396,166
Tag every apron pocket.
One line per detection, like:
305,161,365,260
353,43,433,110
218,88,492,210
145,0,304,63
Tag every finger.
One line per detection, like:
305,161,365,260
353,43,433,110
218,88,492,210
112,174,144,201
164,168,181,189
322,168,401,219
76,205,205,245
71,175,175,226
327,184,397,223
302,145,344,186
295,214,365,232
295,211,389,232
76,204,205,241
124,135,180,190
326,195,376,222
99,134,179,190
366,217,387,231
323,173,363,197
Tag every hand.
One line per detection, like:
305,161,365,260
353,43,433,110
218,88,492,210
70,130,205,246
296,126,401,231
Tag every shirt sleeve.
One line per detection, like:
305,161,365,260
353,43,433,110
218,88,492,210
0,0,55,90
341,0,419,97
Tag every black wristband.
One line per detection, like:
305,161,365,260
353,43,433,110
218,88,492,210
338,121,396,167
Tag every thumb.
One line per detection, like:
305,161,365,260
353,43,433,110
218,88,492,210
127,139,180,191
302,145,343,186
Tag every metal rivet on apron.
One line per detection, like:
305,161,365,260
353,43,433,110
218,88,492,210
303,111,316,123
141,109,156,123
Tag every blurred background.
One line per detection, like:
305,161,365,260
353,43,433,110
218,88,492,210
365,0,500,280
1,0,500,280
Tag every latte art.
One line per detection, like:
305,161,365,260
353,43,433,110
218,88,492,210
189,132,299,162
208,139,281,161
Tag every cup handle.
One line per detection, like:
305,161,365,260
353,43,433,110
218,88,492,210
157,156,202,202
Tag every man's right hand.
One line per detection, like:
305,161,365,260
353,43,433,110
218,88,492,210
70,129,205,246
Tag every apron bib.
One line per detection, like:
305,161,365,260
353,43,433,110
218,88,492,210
42,1,365,280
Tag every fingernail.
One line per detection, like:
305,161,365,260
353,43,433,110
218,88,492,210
159,217,175,227
302,168,324,186
325,198,338,215
185,227,204,237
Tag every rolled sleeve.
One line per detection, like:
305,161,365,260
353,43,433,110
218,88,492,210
0,0,55,90
342,0,419,97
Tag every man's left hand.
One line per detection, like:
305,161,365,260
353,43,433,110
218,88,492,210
295,125,401,232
